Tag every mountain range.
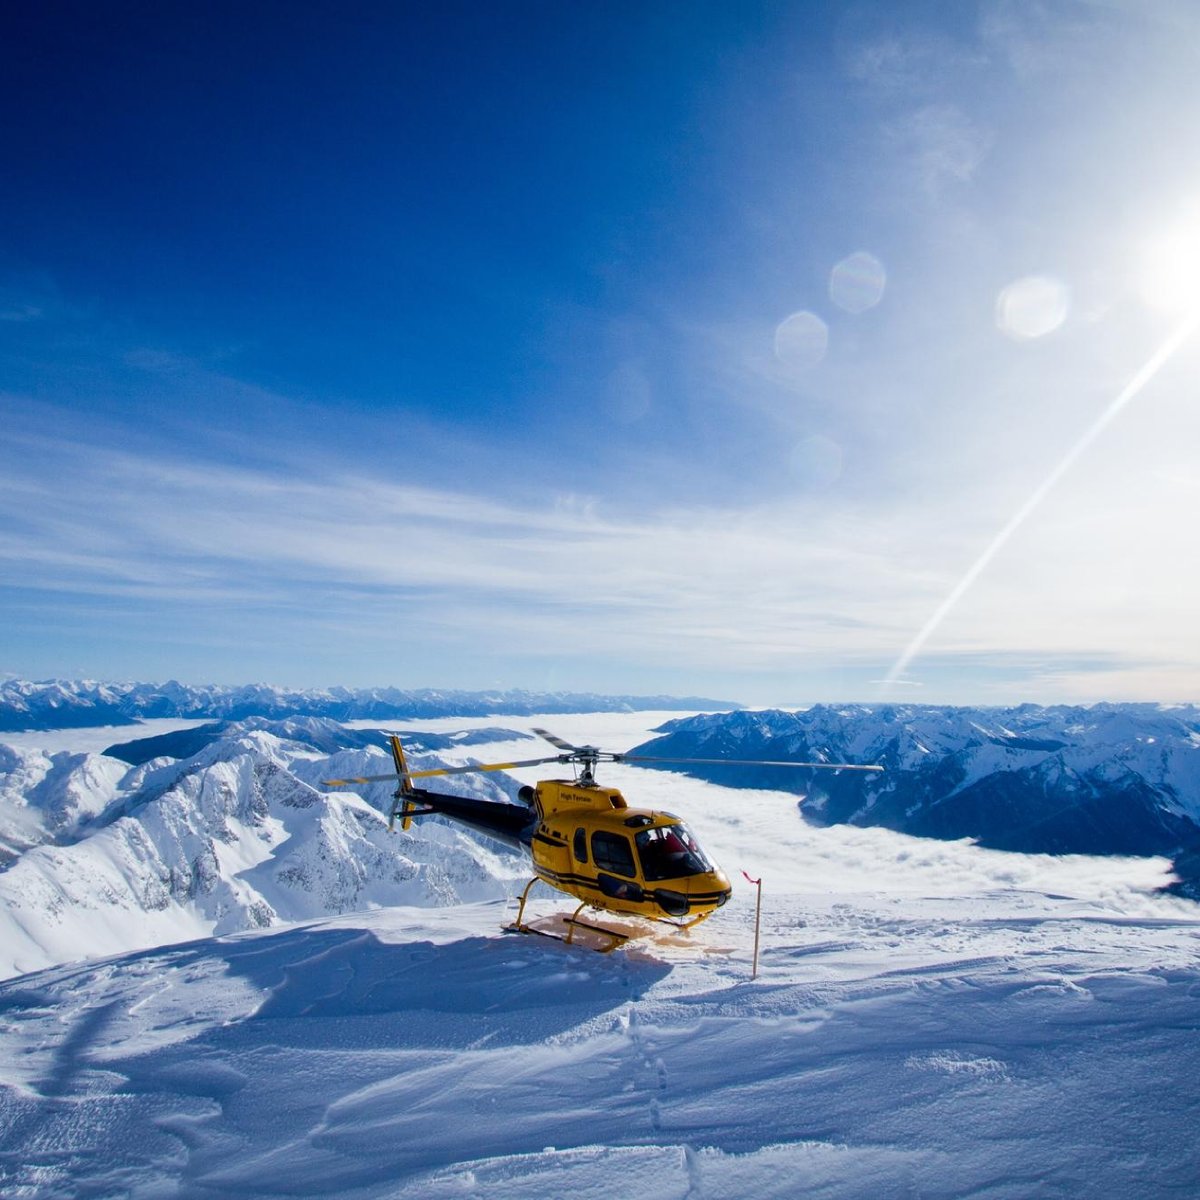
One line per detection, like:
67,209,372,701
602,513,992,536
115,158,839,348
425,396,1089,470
6,700,1200,980
0,679,738,732
630,704,1200,871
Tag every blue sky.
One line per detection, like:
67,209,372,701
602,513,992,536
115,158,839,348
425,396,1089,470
3,1,1199,705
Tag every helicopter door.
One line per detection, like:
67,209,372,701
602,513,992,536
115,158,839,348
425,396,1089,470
573,828,588,862
590,831,644,900
591,831,636,877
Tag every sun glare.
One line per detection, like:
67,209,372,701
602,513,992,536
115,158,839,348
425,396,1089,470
1138,219,1200,314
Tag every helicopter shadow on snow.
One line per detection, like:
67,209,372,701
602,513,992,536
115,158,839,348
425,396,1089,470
198,917,674,1053
0,919,672,1089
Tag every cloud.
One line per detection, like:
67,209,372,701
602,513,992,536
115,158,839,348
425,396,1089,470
843,27,985,96
0,272,70,324
4,0,1200,704
978,0,1150,82
0,419,926,672
2,397,1196,704
885,104,992,197
838,19,993,201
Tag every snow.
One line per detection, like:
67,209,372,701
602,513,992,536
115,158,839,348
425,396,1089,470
0,681,735,733
2,892,1199,1197
0,744,129,859
1,713,1199,1197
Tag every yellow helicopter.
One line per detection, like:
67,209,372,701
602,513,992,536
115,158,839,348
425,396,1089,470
324,728,882,950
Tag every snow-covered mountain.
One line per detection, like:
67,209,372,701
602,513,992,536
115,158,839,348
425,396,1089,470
0,719,531,978
0,743,128,863
3,710,1199,1196
7,702,1200,983
0,678,738,731
632,703,1200,860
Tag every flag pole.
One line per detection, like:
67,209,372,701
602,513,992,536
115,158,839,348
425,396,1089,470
743,870,762,979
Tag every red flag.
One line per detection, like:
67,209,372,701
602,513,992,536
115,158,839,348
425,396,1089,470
742,870,761,885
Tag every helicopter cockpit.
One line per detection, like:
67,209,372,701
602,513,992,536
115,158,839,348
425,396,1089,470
634,821,714,881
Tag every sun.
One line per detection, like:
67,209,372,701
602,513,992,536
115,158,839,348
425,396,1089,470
1137,216,1200,314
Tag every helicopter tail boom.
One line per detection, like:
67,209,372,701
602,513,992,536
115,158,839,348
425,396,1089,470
392,786,537,850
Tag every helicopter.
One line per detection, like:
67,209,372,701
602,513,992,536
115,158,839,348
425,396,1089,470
323,727,883,949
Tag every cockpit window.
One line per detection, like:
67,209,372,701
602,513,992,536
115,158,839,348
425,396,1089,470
635,822,714,881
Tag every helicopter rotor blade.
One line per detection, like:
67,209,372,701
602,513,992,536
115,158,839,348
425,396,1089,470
322,771,411,787
616,754,884,772
531,727,579,752
322,738,884,789
322,755,564,788
404,755,565,779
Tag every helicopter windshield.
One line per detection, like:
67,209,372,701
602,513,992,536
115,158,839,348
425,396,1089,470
635,822,714,881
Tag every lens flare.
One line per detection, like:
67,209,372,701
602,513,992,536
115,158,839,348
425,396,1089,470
774,311,829,370
830,252,887,314
995,275,1070,340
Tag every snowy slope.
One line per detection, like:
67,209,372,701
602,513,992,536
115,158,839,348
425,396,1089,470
0,744,128,862
1,867,1197,1196
4,709,1195,980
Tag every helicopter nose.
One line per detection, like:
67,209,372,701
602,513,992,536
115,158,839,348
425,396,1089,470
688,872,732,911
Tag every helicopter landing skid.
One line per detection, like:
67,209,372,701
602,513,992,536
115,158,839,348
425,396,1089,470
506,880,641,953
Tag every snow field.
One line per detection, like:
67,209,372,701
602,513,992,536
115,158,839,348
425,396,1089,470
1,712,1198,1197
1,891,1198,1198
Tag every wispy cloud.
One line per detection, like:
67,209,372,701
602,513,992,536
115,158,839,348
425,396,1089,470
0,303,43,323
2,391,1197,702
0,425,916,659
886,104,992,197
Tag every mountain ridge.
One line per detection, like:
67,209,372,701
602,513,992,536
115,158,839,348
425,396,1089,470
632,702,1200,862
0,679,740,731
